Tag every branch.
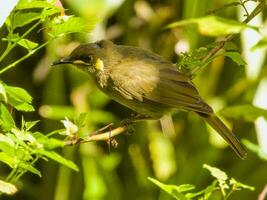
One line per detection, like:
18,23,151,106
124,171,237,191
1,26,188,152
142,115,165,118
64,125,128,146
191,0,266,74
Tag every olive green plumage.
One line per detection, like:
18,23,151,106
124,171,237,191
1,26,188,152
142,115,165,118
53,40,247,159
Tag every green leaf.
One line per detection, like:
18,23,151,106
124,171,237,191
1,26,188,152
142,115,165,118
15,103,34,112
0,134,15,147
16,0,55,9
19,161,42,177
4,86,34,112
33,132,65,149
0,104,15,131
223,52,246,66
74,113,88,128
11,128,35,143
18,38,39,50
3,33,39,51
1,154,40,176
37,149,79,171
0,135,16,157
12,12,41,28
203,164,229,196
185,180,218,199
0,152,16,168
148,177,192,200
48,16,97,37
220,104,267,122
203,164,228,182
0,179,18,195
166,16,256,36
24,120,40,131
230,178,254,191
5,86,32,103
0,152,34,173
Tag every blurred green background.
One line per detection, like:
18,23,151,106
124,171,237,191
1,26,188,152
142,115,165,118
1,0,267,199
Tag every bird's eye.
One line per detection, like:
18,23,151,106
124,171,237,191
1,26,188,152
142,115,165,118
80,55,92,63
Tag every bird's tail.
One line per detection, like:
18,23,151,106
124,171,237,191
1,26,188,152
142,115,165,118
200,114,247,159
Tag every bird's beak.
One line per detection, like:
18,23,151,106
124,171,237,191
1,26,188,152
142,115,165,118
52,57,73,66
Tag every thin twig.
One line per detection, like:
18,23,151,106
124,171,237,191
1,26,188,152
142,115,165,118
64,125,128,145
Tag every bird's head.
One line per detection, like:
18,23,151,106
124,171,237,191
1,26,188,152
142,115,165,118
52,40,117,74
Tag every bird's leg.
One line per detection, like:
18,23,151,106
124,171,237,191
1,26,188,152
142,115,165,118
90,123,114,136
120,113,158,135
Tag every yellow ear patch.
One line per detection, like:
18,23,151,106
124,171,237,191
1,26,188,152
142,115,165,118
95,58,104,71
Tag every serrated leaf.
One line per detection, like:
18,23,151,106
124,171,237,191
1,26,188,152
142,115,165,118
148,177,192,200
12,12,41,28
167,16,256,36
0,180,18,195
0,104,15,131
203,164,228,181
48,16,97,37
16,0,55,9
220,104,267,122
203,164,229,196
224,52,246,66
15,102,35,112
4,86,34,112
37,149,79,171
5,86,32,103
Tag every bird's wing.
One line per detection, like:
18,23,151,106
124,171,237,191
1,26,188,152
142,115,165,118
110,61,213,114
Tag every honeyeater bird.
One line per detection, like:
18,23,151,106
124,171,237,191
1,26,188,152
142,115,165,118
53,40,246,159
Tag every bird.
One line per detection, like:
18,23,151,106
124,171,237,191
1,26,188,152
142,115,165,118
53,40,247,159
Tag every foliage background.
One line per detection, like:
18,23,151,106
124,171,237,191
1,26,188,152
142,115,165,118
0,0,267,199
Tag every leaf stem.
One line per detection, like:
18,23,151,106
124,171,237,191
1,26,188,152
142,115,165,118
5,168,18,182
65,125,128,145
11,156,40,183
0,41,50,74
0,20,42,63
